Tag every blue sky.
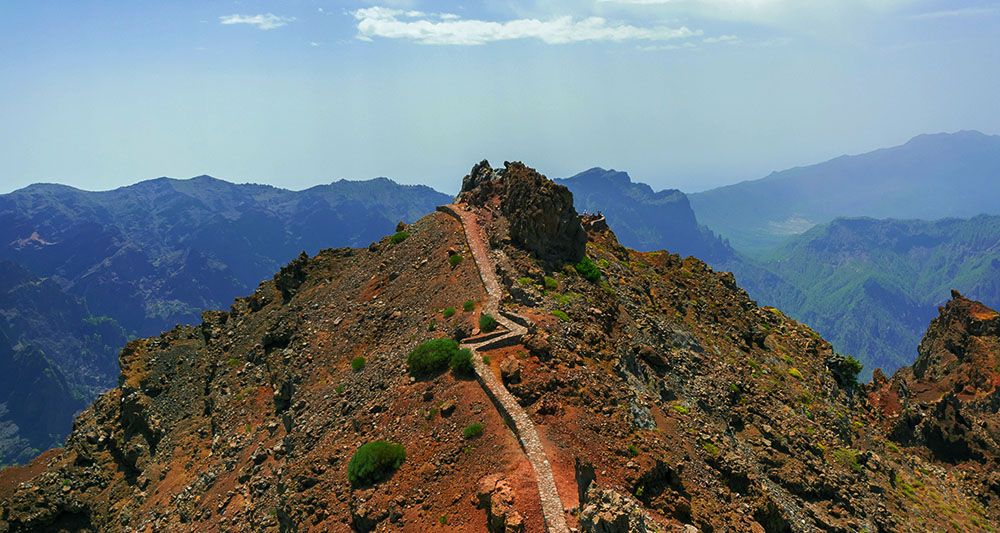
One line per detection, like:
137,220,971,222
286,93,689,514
1,0,998,194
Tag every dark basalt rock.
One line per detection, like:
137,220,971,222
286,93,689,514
459,160,586,265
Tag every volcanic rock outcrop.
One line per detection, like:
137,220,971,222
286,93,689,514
869,291,1000,514
459,160,586,265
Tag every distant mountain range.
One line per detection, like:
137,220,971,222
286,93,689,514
558,133,1000,377
0,176,450,465
740,216,1000,376
556,168,734,263
690,130,1000,254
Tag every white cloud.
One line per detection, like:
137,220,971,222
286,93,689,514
702,34,740,44
219,13,295,31
352,7,700,45
596,0,918,32
909,5,1000,20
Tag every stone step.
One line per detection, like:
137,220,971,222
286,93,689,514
461,328,510,345
474,333,523,352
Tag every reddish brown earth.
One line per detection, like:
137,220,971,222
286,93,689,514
1,161,998,532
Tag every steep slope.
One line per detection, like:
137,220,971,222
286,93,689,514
0,261,127,466
0,331,79,467
556,167,733,263
690,130,1000,253
739,216,1000,376
869,292,1000,524
0,176,448,465
1,162,996,532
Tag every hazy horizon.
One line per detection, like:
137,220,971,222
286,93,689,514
3,129,993,196
2,1,999,194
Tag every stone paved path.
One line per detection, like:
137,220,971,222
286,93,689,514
438,204,570,533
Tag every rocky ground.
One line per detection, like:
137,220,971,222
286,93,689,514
1,161,998,532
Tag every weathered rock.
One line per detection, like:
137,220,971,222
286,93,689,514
477,476,525,533
579,486,658,533
459,160,586,265
500,359,522,385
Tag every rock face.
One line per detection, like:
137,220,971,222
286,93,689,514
579,486,657,533
459,160,586,265
477,475,525,533
869,291,1000,510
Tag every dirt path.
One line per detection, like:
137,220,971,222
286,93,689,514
437,204,570,533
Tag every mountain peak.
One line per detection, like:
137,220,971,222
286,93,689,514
458,160,587,264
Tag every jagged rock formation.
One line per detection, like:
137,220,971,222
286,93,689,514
1,162,998,532
869,291,1000,516
459,160,586,265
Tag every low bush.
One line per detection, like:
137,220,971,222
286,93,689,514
449,254,463,268
348,441,405,486
449,348,474,375
479,313,499,332
463,300,475,312
407,338,474,377
389,231,410,245
701,442,720,457
551,310,570,322
407,338,459,376
832,447,862,473
575,257,602,283
543,276,558,290
351,356,366,372
463,422,484,439
442,307,456,318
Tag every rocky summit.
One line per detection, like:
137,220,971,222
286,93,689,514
1,162,998,532
460,160,586,266
869,291,1000,515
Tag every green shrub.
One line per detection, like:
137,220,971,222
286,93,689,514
449,254,463,268
347,441,405,486
787,367,803,380
551,309,570,322
407,338,473,377
627,444,639,457
481,355,491,365
351,356,366,372
516,276,534,286
335,383,346,394
479,313,499,333
442,307,456,318
832,447,861,473
463,300,475,312
831,354,864,387
463,422,484,439
407,338,460,376
543,276,558,290
449,348,474,375
701,442,720,456
575,257,602,283
671,404,689,415
389,231,410,245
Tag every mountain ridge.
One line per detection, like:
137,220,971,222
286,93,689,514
2,161,997,531
690,130,1000,253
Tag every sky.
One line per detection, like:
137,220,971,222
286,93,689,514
0,0,998,195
